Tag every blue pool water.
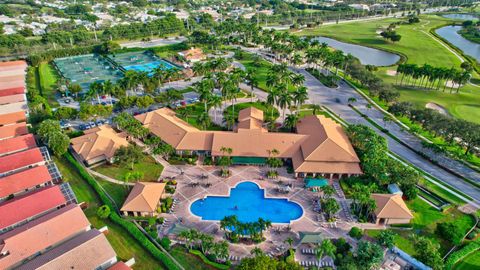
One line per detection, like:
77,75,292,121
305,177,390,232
190,182,303,223
123,60,177,75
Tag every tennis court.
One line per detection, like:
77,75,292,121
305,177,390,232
54,54,123,91
108,51,179,75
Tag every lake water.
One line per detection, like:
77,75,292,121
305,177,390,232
313,36,401,66
442,14,479,21
435,25,480,61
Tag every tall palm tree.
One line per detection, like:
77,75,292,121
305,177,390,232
292,86,308,114
209,94,222,122
315,239,336,269
246,70,259,102
284,113,299,131
276,89,292,122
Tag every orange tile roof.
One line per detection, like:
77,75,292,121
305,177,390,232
0,80,24,90
0,111,26,126
0,87,25,97
0,122,28,140
0,60,27,69
0,204,90,270
121,182,165,213
16,229,117,270
178,47,205,61
0,147,44,174
0,166,52,198
137,108,362,174
0,186,66,230
109,262,133,270
372,193,413,219
70,125,129,163
0,94,25,105
0,133,36,156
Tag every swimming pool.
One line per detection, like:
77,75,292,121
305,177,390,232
190,182,303,223
123,60,178,74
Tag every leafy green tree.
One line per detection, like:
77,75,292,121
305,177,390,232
436,222,464,245
378,230,396,248
348,227,363,239
37,119,70,156
114,144,144,170
97,205,111,219
413,236,443,270
322,198,340,220
355,241,384,270
316,239,337,265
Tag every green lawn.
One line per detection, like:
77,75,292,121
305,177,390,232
367,198,475,256
170,246,218,270
237,53,272,91
93,155,164,182
95,176,129,208
453,250,480,270
38,62,60,107
54,156,165,270
175,103,224,131
298,14,480,124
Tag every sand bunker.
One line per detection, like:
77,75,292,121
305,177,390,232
426,102,450,116
386,70,397,76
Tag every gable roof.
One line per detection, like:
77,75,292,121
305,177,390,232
0,204,90,270
0,147,45,174
0,87,26,97
137,107,362,175
0,186,66,230
121,182,166,213
0,165,52,198
16,229,117,270
70,125,129,162
0,122,28,140
372,193,413,219
0,133,36,156
0,94,25,105
0,111,26,126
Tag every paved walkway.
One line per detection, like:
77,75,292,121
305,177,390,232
87,168,135,186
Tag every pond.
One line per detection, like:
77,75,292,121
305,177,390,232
312,36,401,66
435,25,480,61
442,13,479,21
190,181,303,223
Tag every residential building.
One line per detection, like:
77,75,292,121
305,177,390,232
371,193,414,225
121,182,166,217
16,229,117,270
0,165,53,201
0,102,28,115
0,147,47,176
0,205,90,270
0,111,26,126
0,133,36,156
0,87,26,97
178,47,206,63
0,94,26,105
136,107,362,179
0,185,67,232
70,125,130,166
0,122,28,140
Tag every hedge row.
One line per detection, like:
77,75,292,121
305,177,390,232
444,241,480,270
64,152,180,270
188,249,230,270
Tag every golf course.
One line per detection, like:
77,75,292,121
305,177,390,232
297,14,480,124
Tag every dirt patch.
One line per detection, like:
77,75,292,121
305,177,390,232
386,70,397,76
425,102,450,116
445,80,460,88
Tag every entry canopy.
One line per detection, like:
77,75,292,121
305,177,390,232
299,231,324,244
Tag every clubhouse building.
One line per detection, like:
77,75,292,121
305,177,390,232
135,107,362,179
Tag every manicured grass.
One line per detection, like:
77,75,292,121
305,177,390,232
170,246,218,270
95,176,129,208
453,250,480,270
175,103,225,131
54,156,165,270
236,53,273,91
298,14,480,124
93,155,164,182
38,62,60,107
224,101,279,122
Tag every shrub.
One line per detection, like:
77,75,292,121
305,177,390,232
189,249,230,270
444,241,480,270
160,237,171,250
348,227,363,239
97,205,111,219
436,222,464,245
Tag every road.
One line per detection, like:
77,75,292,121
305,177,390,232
240,46,480,205
119,37,187,49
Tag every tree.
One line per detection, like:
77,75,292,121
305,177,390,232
436,222,464,245
348,227,363,239
316,239,336,268
355,241,384,270
378,230,396,248
320,185,335,199
97,205,111,219
37,119,70,156
199,233,214,255
124,171,144,185
321,198,340,220
413,236,443,270
114,144,143,170
237,254,303,270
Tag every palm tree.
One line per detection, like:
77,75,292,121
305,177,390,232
250,246,264,257
284,113,299,132
246,70,259,102
198,112,211,130
209,94,222,122
276,89,292,122
292,86,308,114
315,239,337,269
195,78,214,114
284,237,294,250
311,104,321,115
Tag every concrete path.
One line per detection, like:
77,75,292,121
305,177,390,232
87,168,135,186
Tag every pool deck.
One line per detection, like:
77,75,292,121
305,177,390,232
156,160,367,259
